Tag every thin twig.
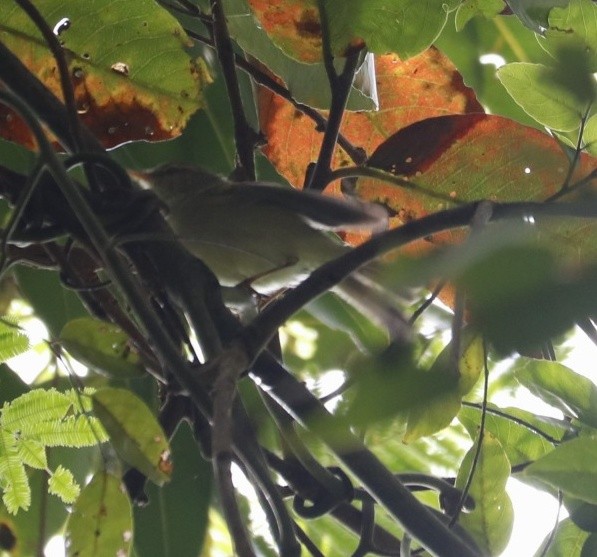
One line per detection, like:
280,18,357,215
210,0,259,180
449,339,490,526
307,50,361,190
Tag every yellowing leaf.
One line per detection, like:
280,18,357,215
0,0,209,149
65,472,132,557
60,317,144,379
92,388,171,485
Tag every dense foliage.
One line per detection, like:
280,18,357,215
0,0,596,556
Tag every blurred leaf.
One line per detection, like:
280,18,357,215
514,358,597,427
565,495,597,532
403,331,483,443
65,472,132,557
14,267,87,337
92,388,171,486
456,433,513,555
505,0,568,33
60,317,144,379
455,0,506,31
525,437,597,503
581,533,597,556
457,246,597,353
534,517,588,556
347,343,458,426
0,0,208,149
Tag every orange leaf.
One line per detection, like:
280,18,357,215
258,49,483,188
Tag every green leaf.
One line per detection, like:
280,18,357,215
581,533,597,556
48,465,80,504
535,517,588,556
347,343,457,426
514,358,597,427
565,495,597,533
0,319,29,362
133,424,212,557
525,437,597,503
16,439,47,470
542,0,597,70
497,62,589,131
60,317,144,379
458,404,562,466
505,0,568,33
65,472,133,557
0,452,30,514
403,331,483,443
93,387,171,485
455,433,514,555
327,0,458,60
455,0,506,31
1,389,107,446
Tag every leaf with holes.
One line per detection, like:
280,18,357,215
0,0,209,149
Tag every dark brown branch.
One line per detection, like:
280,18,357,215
210,0,260,180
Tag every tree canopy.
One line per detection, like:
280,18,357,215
0,1,596,556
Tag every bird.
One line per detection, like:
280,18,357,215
130,164,409,339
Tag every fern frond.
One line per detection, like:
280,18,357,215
0,454,30,514
24,415,108,447
1,389,73,431
17,439,47,469
0,317,29,362
48,465,79,504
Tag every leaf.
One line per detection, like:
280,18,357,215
223,0,376,110
0,319,29,362
565,495,597,532
16,439,47,470
455,0,506,31
457,247,597,353
259,49,482,188
364,114,597,263
497,62,591,131
534,517,588,557
525,437,597,503
92,387,171,485
65,472,133,557
455,433,514,555
505,0,569,33
60,317,144,379
403,331,483,443
133,424,212,557
458,404,563,466
48,465,80,504
0,0,208,149
581,533,597,556
247,0,458,61
514,358,597,427
542,0,597,69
